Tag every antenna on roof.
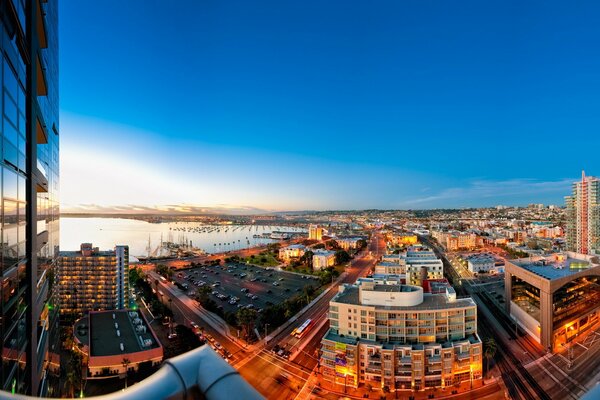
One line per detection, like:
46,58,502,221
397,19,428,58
582,170,586,182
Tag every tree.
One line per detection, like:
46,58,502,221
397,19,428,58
65,371,77,398
301,250,314,269
356,239,368,250
335,250,351,265
237,307,258,341
484,338,497,378
302,285,315,305
121,358,131,388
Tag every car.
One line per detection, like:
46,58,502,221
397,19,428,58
229,300,237,305
240,273,247,278
246,293,253,298
236,304,243,309
252,295,258,300
214,342,222,350
250,278,257,282
278,278,283,281
241,288,248,293
168,333,178,340
272,282,279,286
257,308,263,313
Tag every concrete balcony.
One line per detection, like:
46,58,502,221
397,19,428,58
3,346,263,400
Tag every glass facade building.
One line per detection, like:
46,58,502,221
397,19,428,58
0,0,59,396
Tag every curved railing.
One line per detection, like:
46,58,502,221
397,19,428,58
0,346,264,400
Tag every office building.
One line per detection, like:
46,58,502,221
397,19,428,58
565,171,600,255
309,225,324,241
505,252,600,351
320,278,482,391
73,310,163,377
0,0,60,395
58,243,129,317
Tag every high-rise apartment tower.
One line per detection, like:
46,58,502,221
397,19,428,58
566,171,600,255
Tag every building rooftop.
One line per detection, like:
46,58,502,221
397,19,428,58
511,253,600,281
332,285,475,310
75,310,160,357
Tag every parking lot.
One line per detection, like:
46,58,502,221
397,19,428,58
171,262,320,315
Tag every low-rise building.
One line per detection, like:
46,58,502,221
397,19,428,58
336,237,363,251
278,244,306,263
313,249,337,270
320,278,482,391
466,254,496,274
74,310,163,377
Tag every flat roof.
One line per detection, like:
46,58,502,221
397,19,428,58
75,310,160,357
333,286,475,310
512,256,596,280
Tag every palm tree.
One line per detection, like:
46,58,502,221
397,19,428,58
65,371,77,398
484,338,497,378
122,358,131,388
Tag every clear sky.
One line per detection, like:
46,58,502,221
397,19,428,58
59,1,600,213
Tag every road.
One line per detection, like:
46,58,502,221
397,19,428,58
236,232,385,399
146,232,384,399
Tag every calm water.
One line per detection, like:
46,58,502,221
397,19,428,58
60,217,306,257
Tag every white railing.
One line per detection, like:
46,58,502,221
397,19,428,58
0,346,264,400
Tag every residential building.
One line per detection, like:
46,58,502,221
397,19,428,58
0,0,60,395
278,244,306,263
565,171,600,255
73,310,163,377
404,248,444,286
432,231,478,251
320,278,482,391
504,252,600,351
309,225,324,241
58,243,130,317
313,249,336,270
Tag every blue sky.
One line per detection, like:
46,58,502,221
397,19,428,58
59,1,600,212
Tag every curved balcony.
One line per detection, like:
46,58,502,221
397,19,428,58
2,346,264,400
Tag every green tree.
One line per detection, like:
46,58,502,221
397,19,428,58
237,307,258,340
335,250,351,265
484,338,497,378
301,250,314,269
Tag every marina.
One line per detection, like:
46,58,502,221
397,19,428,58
60,217,307,258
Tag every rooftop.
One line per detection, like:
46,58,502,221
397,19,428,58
511,253,600,281
333,285,475,310
75,310,160,357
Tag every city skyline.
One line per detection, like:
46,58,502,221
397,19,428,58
59,1,600,212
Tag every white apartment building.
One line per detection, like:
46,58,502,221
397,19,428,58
313,249,337,270
320,278,482,391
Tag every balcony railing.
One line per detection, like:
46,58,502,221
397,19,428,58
2,346,264,400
